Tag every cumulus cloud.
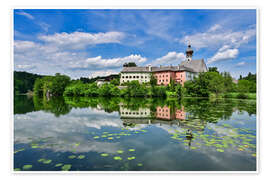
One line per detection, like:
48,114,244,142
68,54,147,71
152,52,186,66
208,48,239,64
15,11,34,20
16,64,36,70
208,24,222,32
13,30,130,78
180,25,256,50
38,31,125,50
236,61,246,67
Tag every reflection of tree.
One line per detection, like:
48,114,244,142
33,95,71,117
14,95,35,114
64,96,120,113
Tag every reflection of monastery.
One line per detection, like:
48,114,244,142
120,105,206,131
120,44,207,86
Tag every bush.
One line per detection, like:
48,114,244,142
236,93,248,99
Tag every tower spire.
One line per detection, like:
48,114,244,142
185,43,193,61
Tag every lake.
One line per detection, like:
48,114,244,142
14,95,257,171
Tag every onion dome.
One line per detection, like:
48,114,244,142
186,44,194,54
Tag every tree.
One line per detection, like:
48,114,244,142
207,72,225,96
208,67,219,73
169,79,176,91
110,78,120,86
33,78,44,96
175,84,183,99
237,79,251,93
150,74,157,87
123,62,137,67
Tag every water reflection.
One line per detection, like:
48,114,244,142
14,96,257,171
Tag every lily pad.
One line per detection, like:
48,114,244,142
117,150,124,154
55,163,63,167
38,158,45,162
77,155,85,159
43,159,52,164
127,156,136,160
93,136,100,139
22,164,32,170
137,163,143,166
128,149,135,152
108,137,114,140
101,153,109,157
114,156,122,160
216,149,224,152
14,168,21,171
61,164,72,171
68,155,76,159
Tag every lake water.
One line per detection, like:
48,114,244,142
14,95,257,171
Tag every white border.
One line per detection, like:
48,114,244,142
10,7,259,175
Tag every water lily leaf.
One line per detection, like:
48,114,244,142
55,163,63,167
22,165,32,170
103,132,109,134
14,168,20,171
14,148,25,154
101,135,107,138
77,155,85,159
43,159,52,164
38,158,45,162
31,145,39,148
75,142,80,147
238,148,244,151
61,164,72,171
68,155,76,159
252,153,256,157
93,136,99,139
117,150,124,154
216,149,224,152
137,163,143,166
127,156,136,160
101,153,109,157
116,136,120,139
108,137,114,140
190,147,197,150
114,156,122,160
128,149,135,152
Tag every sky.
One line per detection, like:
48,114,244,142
13,9,256,79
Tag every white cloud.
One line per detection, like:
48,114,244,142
16,11,34,20
236,61,246,67
38,22,50,32
16,64,35,70
208,24,222,32
208,48,239,64
38,31,125,50
69,54,147,70
152,52,186,66
180,26,256,50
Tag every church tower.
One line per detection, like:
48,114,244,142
185,44,193,61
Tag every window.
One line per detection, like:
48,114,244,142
126,76,128,78
166,75,168,77
137,76,139,78
166,79,168,82
141,76,143,78
133,76,135,78
129,76,132,78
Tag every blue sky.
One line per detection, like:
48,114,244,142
14,9,256,79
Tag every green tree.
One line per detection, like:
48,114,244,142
208,67,219,73
123,62,137,67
